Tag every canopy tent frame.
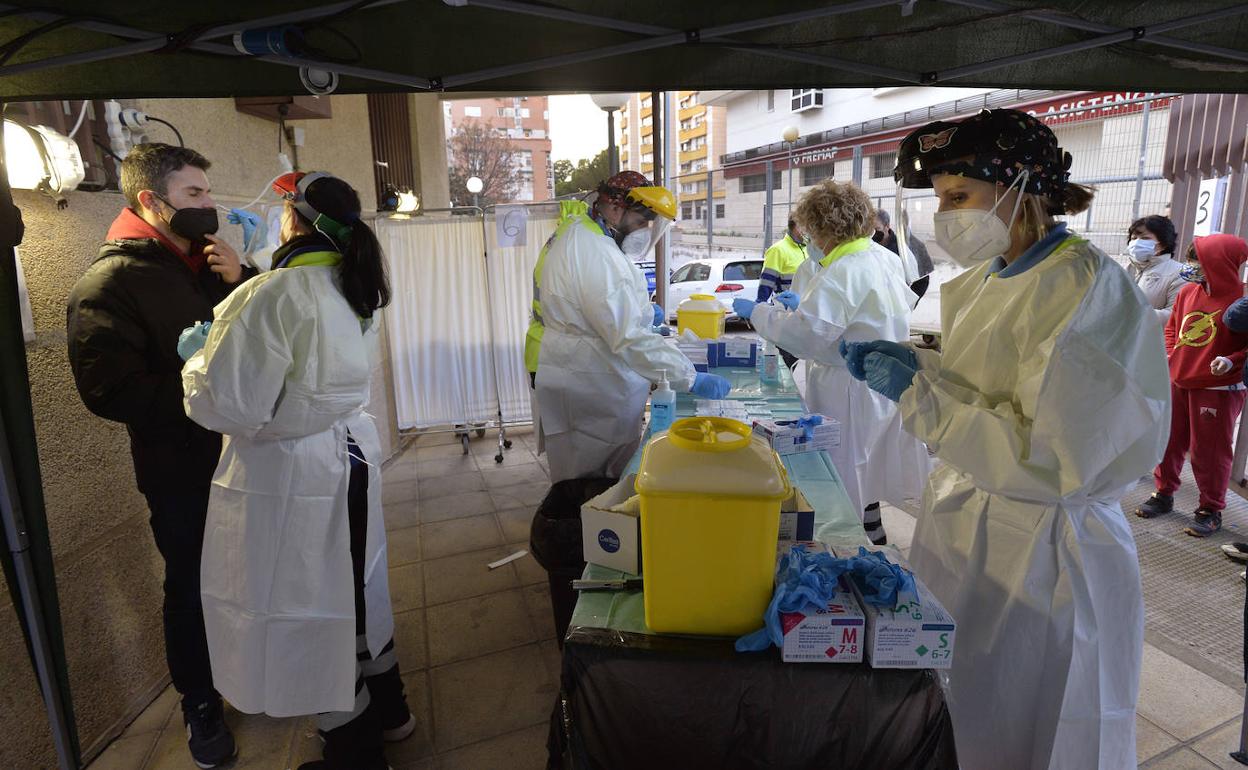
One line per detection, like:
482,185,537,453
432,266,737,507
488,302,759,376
1,2,1248,96
6,2,1248,768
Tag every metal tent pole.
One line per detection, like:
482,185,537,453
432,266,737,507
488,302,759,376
449,0,919,86
939,0,1248,66
439,0,901,88
0,411,75,770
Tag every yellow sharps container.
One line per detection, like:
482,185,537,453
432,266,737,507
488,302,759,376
635,417,791,635
676,294,726,339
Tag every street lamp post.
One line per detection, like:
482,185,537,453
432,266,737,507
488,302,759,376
591,93,632,177
782,125,799,232
466,175,483,209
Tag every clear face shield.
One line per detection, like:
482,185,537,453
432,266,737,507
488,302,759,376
893,183,937,282
615,202,674,260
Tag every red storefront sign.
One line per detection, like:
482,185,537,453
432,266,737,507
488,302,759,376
1021,91,1175,126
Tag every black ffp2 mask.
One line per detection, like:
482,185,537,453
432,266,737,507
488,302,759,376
156,195,219,242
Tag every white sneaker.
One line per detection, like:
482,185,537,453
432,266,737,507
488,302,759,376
382,713,417,743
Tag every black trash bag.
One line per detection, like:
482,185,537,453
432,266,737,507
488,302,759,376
529,477,617,572
530,477,617,647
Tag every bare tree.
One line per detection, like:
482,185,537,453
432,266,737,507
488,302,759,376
447,119,518,205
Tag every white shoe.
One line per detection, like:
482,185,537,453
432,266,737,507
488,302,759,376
383,713,417,743
1222,543,1248,563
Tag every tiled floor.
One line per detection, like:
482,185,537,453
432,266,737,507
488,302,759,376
87,424,1248,770
88,426,557,770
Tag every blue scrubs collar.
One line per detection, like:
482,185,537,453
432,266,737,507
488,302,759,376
988,223,1069,279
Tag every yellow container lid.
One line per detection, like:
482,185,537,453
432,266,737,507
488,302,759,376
678,295,725,314
636,417,791,499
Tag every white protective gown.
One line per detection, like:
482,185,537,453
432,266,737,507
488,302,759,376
183,264,393,717
536,222,695,482
752,240,930,513
902,235,1169,770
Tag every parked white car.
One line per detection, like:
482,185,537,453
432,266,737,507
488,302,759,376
662,257,765,322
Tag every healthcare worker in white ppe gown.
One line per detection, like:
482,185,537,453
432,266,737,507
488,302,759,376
531,170,730,482
182,172,415,770
734,180,930,545
844,109,1169,770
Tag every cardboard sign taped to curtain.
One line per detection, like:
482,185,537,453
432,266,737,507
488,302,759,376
496,205,528,249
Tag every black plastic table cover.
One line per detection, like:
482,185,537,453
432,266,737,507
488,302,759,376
555,625,958,770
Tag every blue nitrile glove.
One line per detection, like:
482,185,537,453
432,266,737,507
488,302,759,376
177,321,212,361
737,544,853,652
775,290,800,311
864,351,916,403
840,339,917,381
228,208,262,251
847,547,918,608
690,372,731,399
775,414,823,440
651,325,673,337
736,545,920,653
732,298,757,320
651,302,665,326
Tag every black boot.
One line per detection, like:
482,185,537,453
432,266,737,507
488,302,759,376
183,697,237,769
300,701,389,770
366,664,416,742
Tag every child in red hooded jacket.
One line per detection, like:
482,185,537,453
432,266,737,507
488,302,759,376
1137,234,1248,536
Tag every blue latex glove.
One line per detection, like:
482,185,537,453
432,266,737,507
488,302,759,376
651,302,664,326
177,321,212,361
775,414,823,440
864,351,916,402
732,298,757,320
840,339,917,382
775,290,800,311
690,372,731,399
651,325,673,337
736,545,919,652
227,208,262,251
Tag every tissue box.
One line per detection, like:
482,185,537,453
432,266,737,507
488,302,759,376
752,416,841,456
708,339,757,368
779,489,815,541
833,546,956,670
581,476,641,574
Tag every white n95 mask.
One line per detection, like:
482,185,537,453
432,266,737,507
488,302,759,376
933,170,1029,269
620,227,652,259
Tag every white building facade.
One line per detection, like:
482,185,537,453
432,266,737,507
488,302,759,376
700,88,1175,258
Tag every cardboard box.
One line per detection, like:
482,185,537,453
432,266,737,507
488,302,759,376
778,489,815,541
581,476,641,574
833,546,956,670
708,339,758,368
675,340,709,373
752,416,841,455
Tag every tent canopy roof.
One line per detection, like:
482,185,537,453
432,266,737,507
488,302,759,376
2,1,1248,100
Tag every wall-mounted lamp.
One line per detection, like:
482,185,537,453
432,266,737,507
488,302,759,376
396,190,419,214
4,119,85,207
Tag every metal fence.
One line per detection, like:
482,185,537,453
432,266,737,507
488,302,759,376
661,95,1175,331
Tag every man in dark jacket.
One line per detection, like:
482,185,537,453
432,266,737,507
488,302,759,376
874,208,935,302
66,143,252,768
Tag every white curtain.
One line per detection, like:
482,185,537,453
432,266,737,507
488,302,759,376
379,215,498,430
484,204,561,423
